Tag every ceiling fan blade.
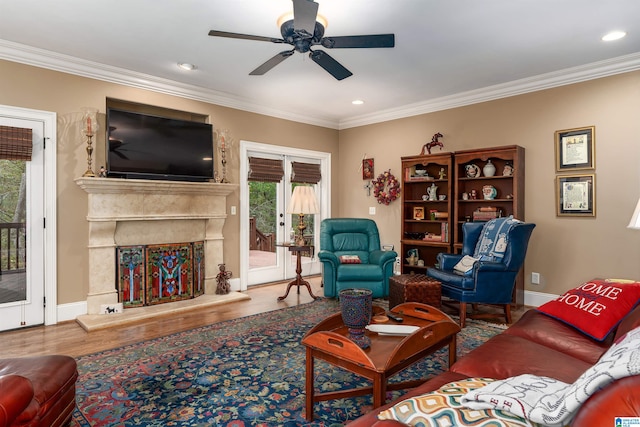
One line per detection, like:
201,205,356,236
321,34,395,49
292,0,319,35
309,50,352,81
208,30,282,43
249,50,295,75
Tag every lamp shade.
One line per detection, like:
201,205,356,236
628,198,640,229
286,186,319,215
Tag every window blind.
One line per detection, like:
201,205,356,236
291,162,321,184
248,157,284,182
0,125,33,161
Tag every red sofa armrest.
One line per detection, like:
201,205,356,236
0,375,34,427
570,375,640,426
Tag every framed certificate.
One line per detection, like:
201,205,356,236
556,174,595,217
555,126,595,172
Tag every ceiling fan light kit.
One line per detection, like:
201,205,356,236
208,0,395,80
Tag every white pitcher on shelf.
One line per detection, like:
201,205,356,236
427,183,438,200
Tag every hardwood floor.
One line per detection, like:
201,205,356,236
0,277,324,359
0,275,528,359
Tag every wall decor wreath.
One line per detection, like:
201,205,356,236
372,169,400,205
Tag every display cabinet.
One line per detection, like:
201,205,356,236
400,153,453,274
453,145,525,305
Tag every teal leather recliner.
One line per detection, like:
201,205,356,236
318,218,397,298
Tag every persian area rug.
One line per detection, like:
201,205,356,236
71,299,505,427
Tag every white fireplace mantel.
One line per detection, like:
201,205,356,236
75,177,238,314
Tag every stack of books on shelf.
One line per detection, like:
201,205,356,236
472,206,503,221
440,222,449,243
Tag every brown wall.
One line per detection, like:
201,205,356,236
339,71,640,296
0,59,339,305
2,58,639,305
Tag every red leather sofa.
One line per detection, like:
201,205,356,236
348,304,640,426
0,355,77,427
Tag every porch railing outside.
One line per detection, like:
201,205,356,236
0,222,26,274
249,217,275,252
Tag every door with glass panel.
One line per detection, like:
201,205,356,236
243,145,326,288
0,117,45,331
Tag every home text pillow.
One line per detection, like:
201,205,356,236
339,255,361,264
454,255,478,276
537,279,640,341
377,378,539,426
473,216,521,262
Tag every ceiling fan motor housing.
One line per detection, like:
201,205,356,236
280,19,325,53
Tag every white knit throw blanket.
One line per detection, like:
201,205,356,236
461,327,640,426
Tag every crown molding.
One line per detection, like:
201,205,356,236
2,39,639,131
0,40,338,129
338,52,640,129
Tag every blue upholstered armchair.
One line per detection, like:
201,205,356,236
318,218,397,298
427,219,535,327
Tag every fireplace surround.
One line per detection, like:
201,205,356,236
75,178,237,315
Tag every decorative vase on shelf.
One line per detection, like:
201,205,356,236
427,183,438,200
339,288,373,349
483,160,496,177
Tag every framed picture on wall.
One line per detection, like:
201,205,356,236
555,126,595,172
556,174,595,217
362,158,374,180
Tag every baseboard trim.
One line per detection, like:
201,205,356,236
524,290,558,307
57,300,87,322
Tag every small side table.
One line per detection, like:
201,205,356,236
276,244,318,301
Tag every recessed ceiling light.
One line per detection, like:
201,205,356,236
177,62,197,71
352,100,364,105
602,31,627,41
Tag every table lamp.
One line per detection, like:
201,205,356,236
628,198,640,230
287,186,319,246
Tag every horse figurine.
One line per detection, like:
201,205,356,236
421,132,444,155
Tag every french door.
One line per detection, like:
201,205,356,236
0,114,45,331
240,141,330,290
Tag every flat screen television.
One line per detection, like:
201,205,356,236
106,108,214,182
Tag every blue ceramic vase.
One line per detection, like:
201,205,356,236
339,288,373,349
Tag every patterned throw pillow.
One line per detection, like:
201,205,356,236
377,378,540,426
473,216,521,262
339,255,361,264
536,279,640,341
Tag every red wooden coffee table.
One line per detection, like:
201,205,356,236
301,302,460,421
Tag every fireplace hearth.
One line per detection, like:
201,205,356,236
76,177,237,315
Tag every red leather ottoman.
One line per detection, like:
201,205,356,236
389,274,441,309
0,355,78,427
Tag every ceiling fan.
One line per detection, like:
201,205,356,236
208,0,395,80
